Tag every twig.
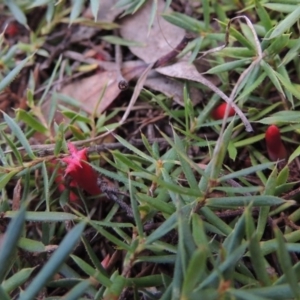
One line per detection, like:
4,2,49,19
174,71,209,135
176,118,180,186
5,137,172,156
114,29,128,90
120,62,154,125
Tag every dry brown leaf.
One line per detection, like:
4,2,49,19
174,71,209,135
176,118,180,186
43,60,147,120
12,178,22,211
64,60,147,114
120,0,185,63
144,71,202,106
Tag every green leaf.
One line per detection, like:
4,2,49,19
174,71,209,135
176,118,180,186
205,58,252,74
269,5,300,39
163,12,204,33
246,208,271,286
274,226,300,298
71,255,111,287
261,60,285,97
264,3,297,13
4,0,27,27
0,56,31,92
2,131,23,164
275,71,300,100
17,237,45,252
0,171,18,190
219,162,274,182
173,131,199,189
265,34,290,56
104,273,125,299
251,284,300,299
255,0,272,31
289,144,300,164
101,35,144,46
128,177,144,237
70,0,85,24
0,206,26,282
90,222,131,251
16,109,48,134
0,286,10,300
182,247,207,295
277,166,289,186
206,195,288,208
19,222,86,300
229,289,270,300
2,268,35,293
42,161,50,211
63,280,92,300
90,0,101,21
145,212,177,245
198,242,248,290
258,111,300,124
136,193,175,215
3,112,35,159
4,211,80,222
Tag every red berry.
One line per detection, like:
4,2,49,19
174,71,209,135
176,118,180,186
211,103,235,120
5,22,19,37
265,125,287,161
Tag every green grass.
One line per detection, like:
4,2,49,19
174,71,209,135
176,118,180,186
1,0,300,299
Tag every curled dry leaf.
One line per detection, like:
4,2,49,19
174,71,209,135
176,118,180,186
12,178,22,211
61,60,147,115
120,0,185,63
41,60,147,123
145,71,202,106
119,0,202,105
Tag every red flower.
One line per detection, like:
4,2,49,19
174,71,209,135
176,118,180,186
211,103,235,120
265,125,287,161
54,167,79,202
62,142,101,196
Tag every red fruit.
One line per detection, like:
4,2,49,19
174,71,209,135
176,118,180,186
62,142,101,196
5,22,19,37
49,161,80,202
211,103,235,120
265,125,287,161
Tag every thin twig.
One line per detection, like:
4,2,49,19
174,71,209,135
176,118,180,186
120,62,155,125
114,29,128,90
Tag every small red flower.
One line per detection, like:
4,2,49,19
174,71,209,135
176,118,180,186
54,168,79,202
265,125,287,161
62,142,101,196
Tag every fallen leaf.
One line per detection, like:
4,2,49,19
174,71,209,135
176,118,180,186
60,60,147,115
144,70,202,105
120,0,185,63
12,178,22,211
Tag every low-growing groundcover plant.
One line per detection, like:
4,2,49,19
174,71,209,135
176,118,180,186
2,0,300,299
